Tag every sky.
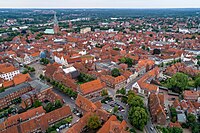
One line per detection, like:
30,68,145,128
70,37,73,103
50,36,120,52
0,0,200,8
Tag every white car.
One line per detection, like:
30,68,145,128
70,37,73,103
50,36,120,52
71,97,74,100
76,113,80,116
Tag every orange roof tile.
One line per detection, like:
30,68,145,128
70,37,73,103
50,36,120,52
13,73,31,85
75,95,97,112
97,115,128,133
0,63,18,74
168,122,181,128
79,79,105,95
3,80,14,88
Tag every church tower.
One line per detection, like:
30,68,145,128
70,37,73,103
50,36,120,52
69,20,72,29
53,12,59,34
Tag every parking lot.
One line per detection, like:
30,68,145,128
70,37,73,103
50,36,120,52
101,97,127,120
59,114,80,133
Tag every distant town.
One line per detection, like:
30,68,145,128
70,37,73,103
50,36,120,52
0,8,200,133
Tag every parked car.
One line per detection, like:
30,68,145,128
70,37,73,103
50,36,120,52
121,109,125,112
59,125,65,130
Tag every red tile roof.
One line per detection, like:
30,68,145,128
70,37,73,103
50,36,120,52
75,95,97,112
13,73,31,85
0,63,18,74
100,75,126,85
79,79,105,95
3,80,14,88
168,122,181,128
137,67,159,92
97,115,128,133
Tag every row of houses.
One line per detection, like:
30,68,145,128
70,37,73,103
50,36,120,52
66,95,129,133
0,105,72,133
0,79,63,110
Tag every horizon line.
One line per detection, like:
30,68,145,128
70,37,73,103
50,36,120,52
0,7,200,9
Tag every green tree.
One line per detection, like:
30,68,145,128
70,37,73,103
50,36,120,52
77,73,95,83
187,113,196,124
125,58,133,67
170,107,177,118
128,107,148,130
87,115,101,129
111,68,120,77
141,45,146,50
149,34,153,37
128,90,136,97
170,107,177,122
119,57,133,67
54,100,62,109
39,74,44,80
64,116,73,124
119,57,126,63
30,67,35,72
191,123,200,133
33,100,42,108
167,72,188,93
44,102,54,113
168,127,183,133
117,88,126,95
113,47,120,51
194,77,200,88
197,60,200,66
128,96,144,108
113,106,118,113
22,69,28,74
101,89,108,96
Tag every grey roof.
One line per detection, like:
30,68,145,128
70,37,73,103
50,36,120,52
0,82,30,99
177,113,186,123
21,94,31,100
95,62,119,70
29,80,50,92
0,80,51,99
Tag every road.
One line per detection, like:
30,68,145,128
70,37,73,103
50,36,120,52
145,121,157,133
125,74,144,91
52,88,76,109
143,96,157,133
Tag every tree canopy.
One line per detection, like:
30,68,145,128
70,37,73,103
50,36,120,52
33,100,42,108
119,57,133,67
162,127,183,133
128,107,148,130
87,115,101,129
127,91,148,131
167,72,188,93
170,107,177,122
153,48,161,55
128,95,144,108
194,77,200,88
111,68,121,77
77,73,95,83
191,122,200,133
187,113,196,124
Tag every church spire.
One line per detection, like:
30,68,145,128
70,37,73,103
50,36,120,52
53,12,59,34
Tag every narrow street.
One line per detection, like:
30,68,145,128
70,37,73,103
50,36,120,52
143,96,157,133
52,88,76,109
125,74,144,91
